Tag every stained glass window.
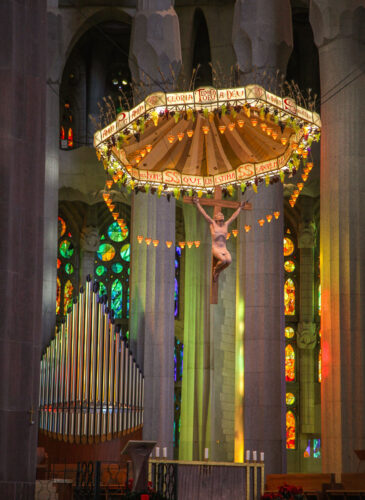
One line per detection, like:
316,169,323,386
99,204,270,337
64,280,74,314
318,348,322,383
174,338,183,450
318,283,321,316
286,411,296,449
285,344,295,382
313,438,321,458
304,440,311,457
284,260,295,272
284,278,296,315
57,216,78,317
175,246,181,318
285,326,295,339
286,392,295,405
94,203,130,330
284,237,295,256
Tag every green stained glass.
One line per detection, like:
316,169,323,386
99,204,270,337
59,239,74,259
127,268,130,275
284,260,295,272
99,281,107,296
108,222,128,242
65,263,74,275
111,262,123,274
96,265,107,276
111,279,123,318
120,243,130,262
97,243,116,262
101,235,105,240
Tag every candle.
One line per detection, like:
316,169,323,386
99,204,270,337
253,450,257,461
260,452,265,462
163,447,167,458
204,448,209,460
155,447,160,458
245,449,250,461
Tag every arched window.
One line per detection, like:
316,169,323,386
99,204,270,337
57,216,78,316
191,9,212,87
94,204,130,333
286,411,296,449
285,344,295,382
284,278,296,316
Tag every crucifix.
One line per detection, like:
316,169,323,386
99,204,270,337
183,187,252,304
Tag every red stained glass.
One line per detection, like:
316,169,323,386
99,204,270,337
56,276,61,315
64,280,73,314
57,258,61,269
284,278,295,315
285,344,295,382
286,411,296,449
60,126,65,140
68,127,73,148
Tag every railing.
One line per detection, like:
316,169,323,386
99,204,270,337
39,278,144,443
149,459,265,500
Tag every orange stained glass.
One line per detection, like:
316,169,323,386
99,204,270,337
285,344,295,382
284,278,296,315
58,216,66,237
283,237,295,256
68,127,73,148
60,126,65,140
64,280,73,314
286,411,296,449
56,276,61,315
318,348,322,383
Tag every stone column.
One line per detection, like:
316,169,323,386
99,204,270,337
179,205,211,461
309,0,365,474
232,0,293,473
0,1,46,498
129,0,181,458
80,223,100,284
297,203,317,438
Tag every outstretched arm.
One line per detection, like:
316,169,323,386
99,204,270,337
226,201,246,226
193,197,214,224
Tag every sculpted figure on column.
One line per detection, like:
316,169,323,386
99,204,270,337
193,198,246,281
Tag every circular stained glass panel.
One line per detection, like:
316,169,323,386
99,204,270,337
96,265,107,276
108,222,128,242
65,263,74,275
97,243,116,262
120,243,130,262
59,239,74,259
285,326,295,339
284,260,295,272
286,392,295,405
283,237,295,257
112,262,123,274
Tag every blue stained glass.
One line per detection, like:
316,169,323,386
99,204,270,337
126,287,130,318
304,440,311,458
111,262,123,274
176,246,182,257
111,279,123,318
313,438,321,458
174,278,179,317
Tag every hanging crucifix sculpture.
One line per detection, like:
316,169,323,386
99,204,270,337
184,187,251,304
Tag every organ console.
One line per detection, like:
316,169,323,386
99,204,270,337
39,277,144,444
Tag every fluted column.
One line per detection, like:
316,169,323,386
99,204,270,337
0,1,46,497
129,1,181,457
310,0,365,474
232,0,293,473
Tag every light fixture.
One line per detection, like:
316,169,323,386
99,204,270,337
244,225,252,232
145,237,152,246
167,135,175,144
232,229,238,237
152,239,159,247
126,164,132,172
166,241,173,248
137,235,143,244
187,241,193,248
177,132,185,141
251,117,258,127
273,211,280,219
135,155,142,164
112,212,119,220
109,204,115,211
266,214,273,223
281,137,288,146
307,162,313,171
297,183,304,190
187,130,194,138
237,120,244,128
102,193,109,201
291,142,298,150
258,218,265,227
266,128,272,136
226,233,231,240
228,123,235,131
113,174,119,183
202,125,209,135
179,242,186,249
106,180,113,189
272,131,278,140
219,125,226,134
140,149,146,158
145,144,152,153
194,240,200,248
260,123,267,132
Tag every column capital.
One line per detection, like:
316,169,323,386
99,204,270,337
129,1,182,92
80,225,99,252
232,0,293,77
309,0,365,48
297,322,317,349
298,220,316,249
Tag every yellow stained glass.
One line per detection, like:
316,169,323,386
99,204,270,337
56,276,61,315
285,326,295,338
284,237,295,256
286,411,296,449
286,392,295,405
97,243,116,262
284,278,295,315
64,280,73,314
318,348,322,383
284,260,295,272
285,344,295,382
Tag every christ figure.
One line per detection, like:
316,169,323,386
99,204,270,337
193,197,246,281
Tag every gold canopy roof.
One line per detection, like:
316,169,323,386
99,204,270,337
94,85,320,194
